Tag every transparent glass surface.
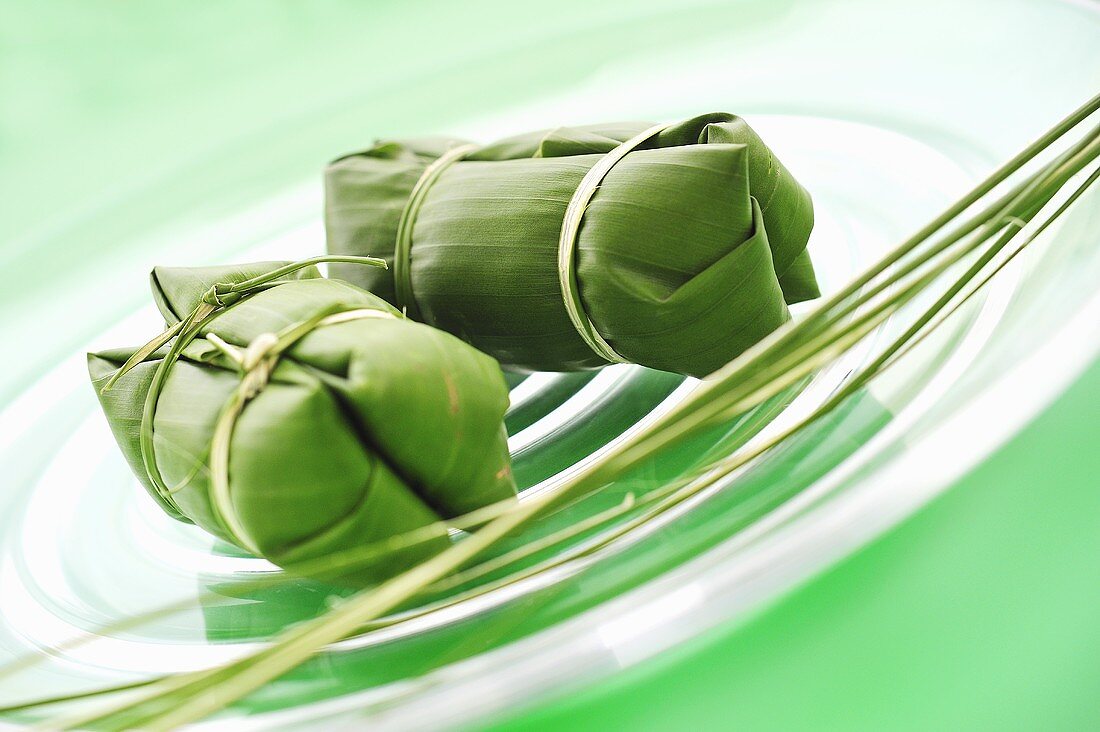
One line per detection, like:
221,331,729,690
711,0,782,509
0,0,1098,728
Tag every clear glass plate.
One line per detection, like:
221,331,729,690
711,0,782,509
1,0,1098,728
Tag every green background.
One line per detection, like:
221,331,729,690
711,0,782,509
3,1,1098,728
491,358,1100,731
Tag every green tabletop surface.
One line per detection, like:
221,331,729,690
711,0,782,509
489,355,1100,731
3,2,1097,729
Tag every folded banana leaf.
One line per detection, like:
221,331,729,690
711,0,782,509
88,260,516,586
326,113,818,377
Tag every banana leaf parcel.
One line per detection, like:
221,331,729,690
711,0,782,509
325,113,818,378
88,260,516,586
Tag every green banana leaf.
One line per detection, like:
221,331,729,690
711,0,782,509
88,263,516,586
326,113,818,377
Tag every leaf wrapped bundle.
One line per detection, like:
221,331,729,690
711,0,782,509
88,261,515,586
326,113,818,377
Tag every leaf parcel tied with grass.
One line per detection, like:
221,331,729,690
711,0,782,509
88,258,516,586
326,113,818,377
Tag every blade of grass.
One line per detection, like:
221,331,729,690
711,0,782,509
41,96,1100,730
